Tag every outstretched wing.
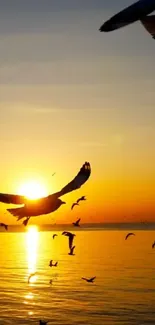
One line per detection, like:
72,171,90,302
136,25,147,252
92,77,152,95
90,276,96,281
57,162,91,198
141,15,155,39
0,193,26,205
76,218,81,224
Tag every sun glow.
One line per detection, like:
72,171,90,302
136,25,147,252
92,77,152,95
18,180,47,199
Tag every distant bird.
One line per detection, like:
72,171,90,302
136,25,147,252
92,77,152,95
39,321,48,325
0,223,8,230
68,245,75,255
53,234,57,239
71,202,79,210
49,279,53,285
77,196,86,204
52,172,56,177
152,241,155,249
82,276,96,283
49,260,58,267
23,217,30,226
73,218,81,227
62,231,76,249
125,232,135,240
0,162,91,219
28,272,36,283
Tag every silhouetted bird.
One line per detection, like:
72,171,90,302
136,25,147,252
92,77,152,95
53,234,57,239
68,245,75,255
49,279,53,285
73,218,81,227
0,223,8,230
77,196,86,204
52,172,56,176
71,202,79,210
49,260,58,267
28,273,36,283
125,233,135,240
82,276,96,283
0,162,91,220
23,217,30,226
39,321,48,325
152,241,155,249
62,231,76,249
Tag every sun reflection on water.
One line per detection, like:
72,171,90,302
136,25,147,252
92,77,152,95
26,225,39,284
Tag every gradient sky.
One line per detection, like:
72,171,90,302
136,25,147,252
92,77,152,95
1,0,155,224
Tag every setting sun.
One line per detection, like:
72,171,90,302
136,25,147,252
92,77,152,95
18,180,48,199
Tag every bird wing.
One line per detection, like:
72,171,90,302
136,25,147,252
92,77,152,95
76,218,81,224
0,193,26,205
82,278,87,281
125,233,135,240
69,234,73,249
56,162,91,198
71,245,75,253
71,203,75,210
90,276,96,281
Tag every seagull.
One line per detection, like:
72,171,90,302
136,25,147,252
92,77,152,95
28,272,36,283
77,196,86,204
49,279,53,285
52,172,56,176
62,231,76,249
152,241,155,249
68,245,75,255
71,202,79,210
72,218,80,227
82,276,96,283
39,321,48,325
53,234,57,239
0,162,91,220
49,260,58,267
0,223,8,230
125,233,135,240
23,217,30,226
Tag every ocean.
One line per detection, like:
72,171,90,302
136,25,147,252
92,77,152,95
0,226,155,324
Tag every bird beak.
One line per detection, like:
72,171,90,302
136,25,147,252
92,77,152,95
61,201,66,204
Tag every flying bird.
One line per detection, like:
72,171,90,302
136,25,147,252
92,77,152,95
99,0,155,39
53,234,57,239
72,218,81,227
68,245,75,255
49,279,53,285
82,276,96,283
23,217,30,226
71,202,79,210
0,223,8,230
77,196,86,204
39,321,48,325
28,273,36,283
152,241,155,249
0,162,91,220
125,232,135,240
52,172,56,176
62,231,76,249
49,260,58,267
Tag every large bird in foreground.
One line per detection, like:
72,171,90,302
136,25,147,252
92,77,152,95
0,162,91,220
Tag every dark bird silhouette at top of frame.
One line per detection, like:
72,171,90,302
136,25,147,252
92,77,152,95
0,162,91,219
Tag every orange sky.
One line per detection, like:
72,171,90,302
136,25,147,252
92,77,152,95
1,1,155,224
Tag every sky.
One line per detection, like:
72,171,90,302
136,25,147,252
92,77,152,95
1,0,155,225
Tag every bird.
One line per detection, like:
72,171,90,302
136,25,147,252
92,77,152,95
0,223,8,230
77,196,86,204
62,231,76,249
39,321,48,325
82,276,96,283
152,241,155,249
72,218,81,227
28,272,36,283
53,234,57,239
71,202,79,210
49,279,53,285
52,172,56,176
68,245,75,255
22,217,30,226
0,162,91,220
49,260,58,267
125,233,135,240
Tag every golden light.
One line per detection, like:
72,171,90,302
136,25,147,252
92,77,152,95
26,226,39,284
18,180,47,199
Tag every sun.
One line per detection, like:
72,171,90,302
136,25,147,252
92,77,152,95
18,180,48,200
